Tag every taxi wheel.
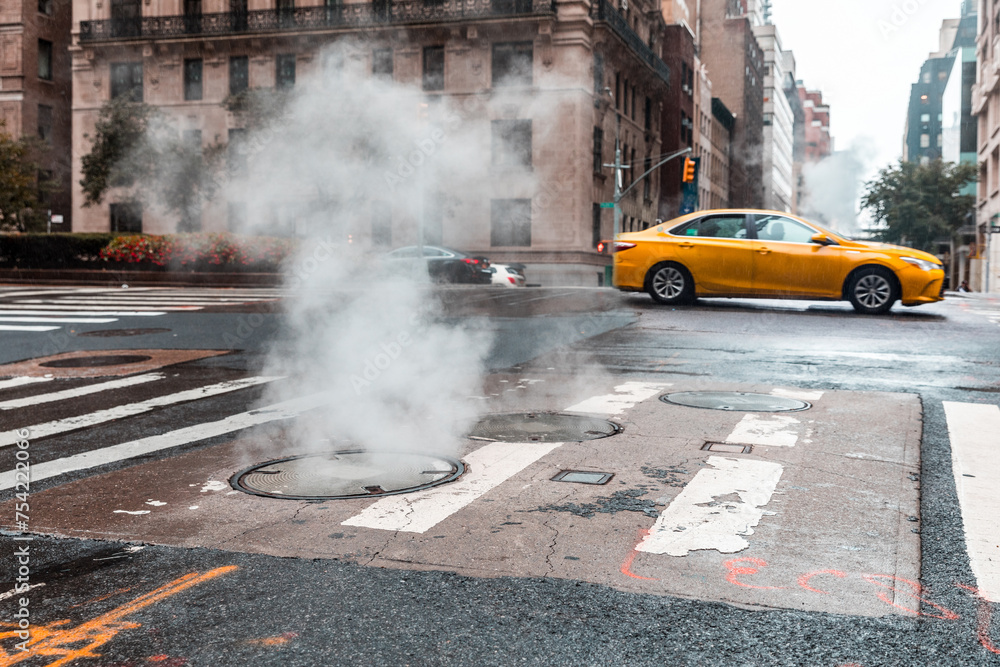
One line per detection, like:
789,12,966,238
646,262,694,305
847,267,898,315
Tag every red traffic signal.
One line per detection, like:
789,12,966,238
682,156,696,183
597,239,608,254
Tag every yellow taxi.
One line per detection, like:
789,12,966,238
613,210,945,314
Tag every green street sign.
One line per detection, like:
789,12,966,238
600,202,615,209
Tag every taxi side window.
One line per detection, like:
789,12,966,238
675,216,746,239
756,216,817,244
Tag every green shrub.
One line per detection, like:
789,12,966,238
0,233,120,268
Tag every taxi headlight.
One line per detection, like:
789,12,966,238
900,256,941,272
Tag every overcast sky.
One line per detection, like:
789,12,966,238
771,0,966,181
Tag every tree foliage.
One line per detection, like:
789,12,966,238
79,97,157,206
860,159,977,252
0,121,49,231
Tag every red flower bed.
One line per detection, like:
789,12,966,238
100,233,296,271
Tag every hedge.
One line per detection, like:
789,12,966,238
0,233,119,268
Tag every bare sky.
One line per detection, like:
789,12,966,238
771,0,966,181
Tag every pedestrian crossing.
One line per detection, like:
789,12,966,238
0,369,995,615
0,287,286,333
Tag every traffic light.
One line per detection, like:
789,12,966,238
597,239,608,254
682,156,696,183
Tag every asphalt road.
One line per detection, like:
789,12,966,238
0,284,998,666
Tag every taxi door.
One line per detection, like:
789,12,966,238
669,213,755,294
749,214,845,297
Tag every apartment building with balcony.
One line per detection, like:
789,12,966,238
752,23,792,213
972,0,1000,292
1,0,73,227
71,0,674,285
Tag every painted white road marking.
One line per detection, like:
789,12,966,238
637,456,784,556
944,401,1000,603
0,306,174,313
0,325,60,332
725,414,800,447
0,583,45,601
0,316,119,324
0,377,54,391
771,388,824,401
564,381,670,415
0,391,334,490
0,373,165,410
342,441,563,533
0,376,279,448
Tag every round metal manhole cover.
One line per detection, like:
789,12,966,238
231,450,464,500
468,412,621,442
660,391,811,412
39,354,154,368
76,328,171,338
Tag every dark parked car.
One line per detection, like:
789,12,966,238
386,245,492,284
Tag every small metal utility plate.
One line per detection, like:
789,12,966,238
76,328,170,338
660,391,811,412
39,354,153,368
701,442,753,454
231,450,464,501
468,412,621,443
551,470,614,485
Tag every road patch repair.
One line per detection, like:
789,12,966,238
5,378,921,617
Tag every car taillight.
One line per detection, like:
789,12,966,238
508,276,516,284
613,242,637,252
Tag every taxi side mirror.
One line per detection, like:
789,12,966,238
810,233,834,246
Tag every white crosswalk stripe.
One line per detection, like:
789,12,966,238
0,287,284,334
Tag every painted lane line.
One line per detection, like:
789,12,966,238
0,377,54,391
944,401,1000,603
771,388,824,401
0,373,165,411
0,306,176,313
0,316,119,324
725,414,800,447
342,441,563,533
0,376,279,448
563,381,671,415
0,583,45,601
17,298,263,305
0,391,333,491
0,325,61,332
637,456,784,556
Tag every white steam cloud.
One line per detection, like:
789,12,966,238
800,137,878,235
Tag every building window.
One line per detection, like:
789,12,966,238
229,56,249,95
422,46,444,91
110,62,143,100
110,202,143,233
593,126,603,174
491,119,532,168
110,0,141,38
920,113,930,123
38,40,52,80
228,128,247,175
490,198,531,246
184,0,202,33
373,48,393,79
227,202,247,230
38,0,53,14
37,105,52,142
937,133,942,147
593,52,604,96
184,59,203,101
324,0,342,22
276,54,296,89
492,42,532,87
592,203,601,248
372,201,392,247
643,155,651,200
277,0,294,26
920,133,930,148
644,96,652,131
232,0,248,30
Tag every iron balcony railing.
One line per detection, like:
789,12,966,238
80,0,554,42
591,0,669,86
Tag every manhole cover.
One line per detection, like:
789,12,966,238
76,328,171,338
39,354,154,368
468,412,621,442
660,391,810,412
231,450,464,500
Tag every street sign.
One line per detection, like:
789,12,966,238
51,215,63,224
600,202,615,209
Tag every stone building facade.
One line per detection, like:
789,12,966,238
1,0,73,227
71,0,675,285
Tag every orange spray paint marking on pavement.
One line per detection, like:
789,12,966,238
0,565,237,667
861,574,959,620
247,632,299,646
798,570,847,595
620,530,658,581
723,557,784,590
956,583,1000,655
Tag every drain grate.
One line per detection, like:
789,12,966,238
660,391,810,412
468,412,621,442
552,470,614,485
39,354,154,368
231,450,464,500
76,328,170,338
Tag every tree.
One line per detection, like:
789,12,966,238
0,121,50,232
80,98,223,230
860,158,977,252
